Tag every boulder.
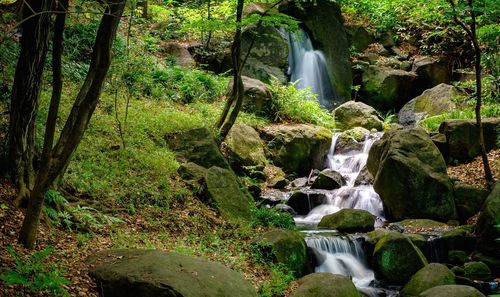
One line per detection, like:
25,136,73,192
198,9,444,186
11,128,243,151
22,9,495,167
178,162,207,181
241,26,288,83
162,42,195,68
290,273,361,297
361,65,418,111
401,263,456,297
318,208,375,232
166,127,230,170
367,128,457,221
287,191,328,215
279,0,352,101
448,250,469,266
453,182,489,223
259,124,332,175
346,25,374,53
354,166,374,186
223,124,266,170
226,76,272,115
88,249,257,297
463,261,491,281
310,169,346,190
398,84,462,127
205,166,253,221
475,182,500,265
373,232,428,284
438,118,500,161
419,285,485,297
333,101,383,131
253,229,310,277
259,189,288,207
335,127,371,153
412,56,451,95
263,165,287,189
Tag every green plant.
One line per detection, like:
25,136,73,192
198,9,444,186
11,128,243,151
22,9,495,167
258,263,295,297
0,246,70,297
251,207,296,230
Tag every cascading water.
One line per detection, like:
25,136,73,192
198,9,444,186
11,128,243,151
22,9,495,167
294,132,385,226
286,28,339,109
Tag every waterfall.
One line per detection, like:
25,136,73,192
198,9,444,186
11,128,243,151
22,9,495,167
286,28,339,109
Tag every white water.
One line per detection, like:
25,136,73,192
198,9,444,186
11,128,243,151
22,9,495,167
286,29,339,109
295,132,385,226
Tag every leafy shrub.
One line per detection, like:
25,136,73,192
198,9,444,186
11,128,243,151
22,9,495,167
419,105,500,131
258,264,295,297
251,206,296,230
267,80,334,128
0,246,70,297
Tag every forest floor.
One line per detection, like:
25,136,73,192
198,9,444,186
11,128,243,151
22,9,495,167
0,149,498,296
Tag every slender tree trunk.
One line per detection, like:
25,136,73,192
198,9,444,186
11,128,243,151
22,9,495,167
19,0,126,248
142,0,148,18
205,0,212,49
9,0,52,206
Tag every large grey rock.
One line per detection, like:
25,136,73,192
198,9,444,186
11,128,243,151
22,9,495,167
259,124,332,175
438,118,500,161
290,273,361,297
333,101,383,131
354,166,374,186
318,208,375,233
162,42,195,68
223,124,266,170
279,0,352,102
367,128,456,221
361,65,418,111
226,76,272,115
419,285,485,297
205,166,253,221
89,249,257,297
412,56,451,95
310,169,346,190
401,263,456,297
475,182,500,273
398,84,462,127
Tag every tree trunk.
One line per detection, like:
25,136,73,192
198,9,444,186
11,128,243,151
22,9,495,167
19,0,126,248
9,0,52,206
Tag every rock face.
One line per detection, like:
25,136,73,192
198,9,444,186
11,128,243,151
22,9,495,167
333,101,384,131
259,124,332,175
400,263,456,297
223,124,266,170
367,128,456,221
163,42,195,68
166,127,230,170
475,181,500,272
412,56,451,95
205,167,253,221
419,285,485,297
241,26,288,83
361,65,418,111
373,232,428,284
398,84,461,127
287,191,327,215
290,273,361,297
226,76,272,115
89,249,257,297
254,229,309,277
354,166,374,186
453,182,489,223
279,0,352,101
346,25,374,53
438,118,500,161
318,209,375,232
310,169,346,190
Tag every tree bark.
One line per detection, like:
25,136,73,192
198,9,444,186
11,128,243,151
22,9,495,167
19,0,126,248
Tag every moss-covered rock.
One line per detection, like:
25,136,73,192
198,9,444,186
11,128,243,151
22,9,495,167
463,261,491,281
290,273,361,297
310,169,346,190
178,162,207,181
411,56,452,96
365,229,399,245
448,250,469,266
259,124,332,175
401,263,456,297
451,266,465,276
333,101,383,131
223,124,266,171
373,232,428,284
205,166,253,221
88,249,257,297
419,285,485,297
399,219,447,230
318,209,375,233
253,229,310,277
453,182,490,223
406,234,426,250
367,128,457,221
226,76,272,115
335,127,371,153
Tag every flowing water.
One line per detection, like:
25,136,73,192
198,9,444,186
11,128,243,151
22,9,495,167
285,28,340,109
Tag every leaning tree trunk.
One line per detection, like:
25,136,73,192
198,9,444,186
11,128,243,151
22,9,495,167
19,0,126,248
9,0,52,206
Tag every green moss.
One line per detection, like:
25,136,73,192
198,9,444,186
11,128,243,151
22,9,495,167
401,263,455,297
318,209,374,232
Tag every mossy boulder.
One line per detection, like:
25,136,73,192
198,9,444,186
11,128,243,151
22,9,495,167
453,182,490,223
335,127,371,153
475,182,500,271
367,128,456,222
253,229,310,277
401,263,456,297
310,169,346,190
178,162,207,181
411,56,451,95
373,232,428,284
205,166,253,221
463,261,491,281
399,219,447,230
318,209,375,233
365,229,399,245
419,285,485,297
88,249,257,297
354,165,374,186
290,273,361,297
223,124,266,170
333,101,383,131
259,124,332,175
449,250,469,266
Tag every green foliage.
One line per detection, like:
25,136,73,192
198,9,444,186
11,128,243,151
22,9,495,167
258,263,295,297
419,104,500,131
268,80,334,128
0,246,70,297
251,207,296,230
